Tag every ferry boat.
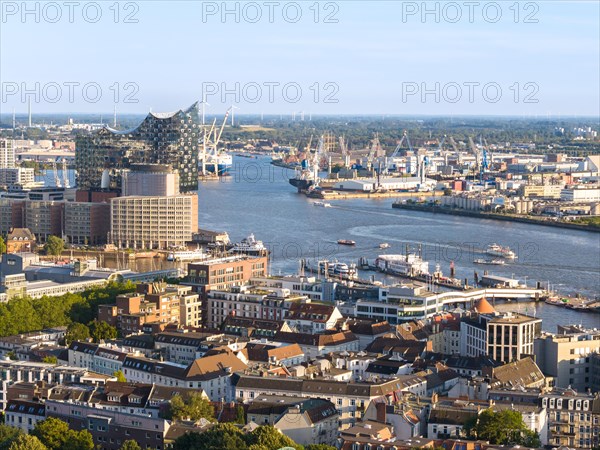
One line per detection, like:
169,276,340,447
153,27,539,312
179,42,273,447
303,260,357,278
313,201,332,207
231,234,267,254
375,254,429,277
474,258,506,265
337,239,356,246
379,243,390,249
486,243,517,259
167,247,210,262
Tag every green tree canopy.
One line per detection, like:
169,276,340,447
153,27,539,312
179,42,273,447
0,237,6,254
42,356,57,364
167,393,215,422
172,423,247,450
467,409,541,447
112,370,127,382
0,424,23,450
119,441,142,450
32,417,70,450
305,445,337,450
61,430,94,450
64,322,90,346
247,425,302,450
7,435,47,450
43,236,64,257
89,320,117,342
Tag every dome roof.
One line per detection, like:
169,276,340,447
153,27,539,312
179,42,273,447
473,297,495,314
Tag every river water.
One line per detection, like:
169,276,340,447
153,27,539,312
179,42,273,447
197,156,600,331
43,159,600,331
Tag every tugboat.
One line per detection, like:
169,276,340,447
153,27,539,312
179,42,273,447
337,239,356,246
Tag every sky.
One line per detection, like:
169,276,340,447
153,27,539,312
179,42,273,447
1,0,599,116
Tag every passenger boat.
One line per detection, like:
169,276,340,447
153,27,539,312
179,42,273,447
375,254,429,277
313,201,332,207
486,243,517,259
379,243,390,249
474,258,505,265
167,247,210,262
337,239,356,246
231,234,267,254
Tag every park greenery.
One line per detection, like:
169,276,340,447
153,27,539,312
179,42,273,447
465,409,541,447
0,237,6,254
43,236,65,257
0,281,134,338
163,392,216,422
172,423,307,450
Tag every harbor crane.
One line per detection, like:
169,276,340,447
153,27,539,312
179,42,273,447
384,130,414,173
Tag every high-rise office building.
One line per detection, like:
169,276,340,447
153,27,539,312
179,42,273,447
0,139,15,169
75,103,200,194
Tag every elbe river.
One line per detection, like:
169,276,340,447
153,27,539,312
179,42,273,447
44,158,600,331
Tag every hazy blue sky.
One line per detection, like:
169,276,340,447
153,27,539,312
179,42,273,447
1,1,599,116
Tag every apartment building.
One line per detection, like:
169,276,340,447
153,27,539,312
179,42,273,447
110,194,198,250
121,351,247,401
535,327,600,392
542,388,600,449
460,300,541,363
233,373,427,428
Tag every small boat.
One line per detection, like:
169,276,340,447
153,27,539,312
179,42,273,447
474,258,506,265
337,239,356,246
313,201,332,208
379,243,390,249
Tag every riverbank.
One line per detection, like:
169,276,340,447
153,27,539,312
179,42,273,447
392,202,599,233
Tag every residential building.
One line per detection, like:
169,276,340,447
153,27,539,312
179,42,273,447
233,373,427,428
460,300,541,363
285,302,343,334
273,331,359,359
121,351,247,401
246,395,339,447
542,387,600,449
110,194,198,250
535,327,600,391
4,399,45,432
5,228,36,253
0,139,14,169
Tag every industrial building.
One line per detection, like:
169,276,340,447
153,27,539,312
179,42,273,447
333,177,436,192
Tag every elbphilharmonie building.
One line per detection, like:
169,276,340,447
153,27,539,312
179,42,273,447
76,102,200,193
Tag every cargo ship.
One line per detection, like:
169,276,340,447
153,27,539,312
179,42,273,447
199,152,232,176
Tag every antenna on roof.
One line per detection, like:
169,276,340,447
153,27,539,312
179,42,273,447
113,105,117,128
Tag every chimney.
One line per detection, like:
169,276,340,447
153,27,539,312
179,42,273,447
376,402,387,422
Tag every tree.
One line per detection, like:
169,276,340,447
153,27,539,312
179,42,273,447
112,370,127,382
234,405,245,424
172,423,247,450
119,441,141,450
468,409,541,447
32,417,70,450
61,430,94,450
88,320,117,342
168,393,215,422
247,425,302,450
64,323,90,346
42,356,57,364
0,424,23,450
306,446,336,450
0,237,6,254
43,236,64,257
7,435,46,450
